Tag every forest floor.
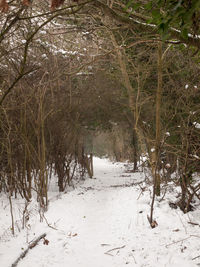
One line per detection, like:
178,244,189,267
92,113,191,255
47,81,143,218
0,158,200,267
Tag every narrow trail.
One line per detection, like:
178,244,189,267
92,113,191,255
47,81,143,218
0,158,199,267
18,158,145,267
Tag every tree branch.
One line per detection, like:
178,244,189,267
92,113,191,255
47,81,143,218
93,1,200,49
11,233,47,267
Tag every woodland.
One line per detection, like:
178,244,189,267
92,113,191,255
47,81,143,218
0,0,200,233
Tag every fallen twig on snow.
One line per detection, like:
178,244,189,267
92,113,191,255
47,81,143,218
101,243,111,246
165,236,191,248
165,235,200,248
11,233,47,267
192,255,200,260
109,181,143,189
188,221,200,227
104,245,126,256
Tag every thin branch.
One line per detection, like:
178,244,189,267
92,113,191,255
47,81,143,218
94,0,200,49
11,233,47,267
165,235,200,248
18,0,95,20
0,69,33,105
104,245,126,255
192,255,200,260
0,4,85,105
188,221,200,226
0,7,25,43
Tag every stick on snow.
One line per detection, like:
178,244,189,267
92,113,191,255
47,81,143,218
11,233,47,267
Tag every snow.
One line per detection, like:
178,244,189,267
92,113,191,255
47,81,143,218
193,122,200,129
165,163,171,168
0,158,200,267
76,72,93,76
189,154,200,160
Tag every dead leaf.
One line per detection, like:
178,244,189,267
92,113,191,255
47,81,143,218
72,233,77,237
50,0,65,10
67,232,77,238
181,246,187,253
0,0,9,12
22,0,31,6
43,238,49,245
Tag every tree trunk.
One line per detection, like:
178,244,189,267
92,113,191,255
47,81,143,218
132,129,138,171
155,41,163,196
111,33,139,170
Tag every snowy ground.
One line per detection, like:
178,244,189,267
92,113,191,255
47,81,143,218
0,157,200,267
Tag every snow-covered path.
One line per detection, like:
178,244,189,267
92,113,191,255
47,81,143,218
0,158,200,267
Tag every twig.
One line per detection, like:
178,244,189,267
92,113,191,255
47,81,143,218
11,233,46,267
131,254,137,264
191,235,200,239
158,186,167,202
104,252,114,256
188,221,200,226
165,236,191,248
43,214,58,230
101,243,111,246
192,255,200,260
165,235,200,248
104,245,126,255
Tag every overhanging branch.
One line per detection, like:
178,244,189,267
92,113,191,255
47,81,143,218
93,0,200,49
